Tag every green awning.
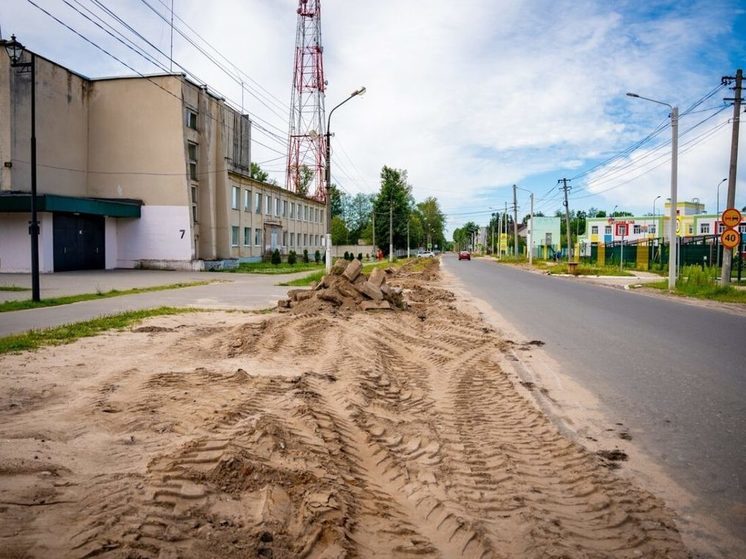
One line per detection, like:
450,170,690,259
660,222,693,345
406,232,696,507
0,193,141,218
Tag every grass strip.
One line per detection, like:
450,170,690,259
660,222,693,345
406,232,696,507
0,286,30,292
0,306,200,354
0,281,212,313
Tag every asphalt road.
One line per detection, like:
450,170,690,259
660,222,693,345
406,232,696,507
443,255,746,541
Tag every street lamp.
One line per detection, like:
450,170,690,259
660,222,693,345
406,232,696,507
627,92,679,290
3,35,40,301
715,177,727,267
652,195,661,217
324,86,366,272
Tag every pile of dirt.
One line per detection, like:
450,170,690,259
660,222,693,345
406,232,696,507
278,258,406,312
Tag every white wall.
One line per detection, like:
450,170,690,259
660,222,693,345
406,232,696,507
105,217,118,269
116,205,192,268
0,213,30,272
0,213,54,273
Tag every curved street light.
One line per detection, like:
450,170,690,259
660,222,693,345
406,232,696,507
627,92,679,290
324,86,366,272
2,35,40,301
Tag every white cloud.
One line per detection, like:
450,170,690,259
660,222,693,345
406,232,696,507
3,0,743,233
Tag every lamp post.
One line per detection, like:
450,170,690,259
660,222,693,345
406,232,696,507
627,92,679,290
3,35,39,301
653,195,661,217
715,178,727,268
324,86,366,272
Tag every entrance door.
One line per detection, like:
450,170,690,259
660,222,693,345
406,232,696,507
53,213,105,271
271,229,278,251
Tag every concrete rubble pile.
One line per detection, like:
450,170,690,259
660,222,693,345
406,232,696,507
277,258,405,312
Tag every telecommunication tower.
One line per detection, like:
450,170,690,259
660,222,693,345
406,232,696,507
286,0,327,201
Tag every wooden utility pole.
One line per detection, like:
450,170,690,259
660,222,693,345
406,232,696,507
513,184,519,257
720,68,742,286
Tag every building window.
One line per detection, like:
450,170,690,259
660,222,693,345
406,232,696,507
688,226,693,235
591,226,598,235
290,202,295,218
275,197,281,216
740,224,746,234
188,142,198,181
191,203,197,223
718,223,725,233
244,227,251,246
231,186,240,210
650,224,656,234
255,228,262,246
315,234,319,246
243,189,251,211
304,233,308,246
290,232,295,247
633,224,641,234
185,108,198,130
700,223,710,234
255,192,261,213
283,231,288,246
231,226,239,246
604,225,612,235
265,195,271,214
283,200,288,217
304,205,309,221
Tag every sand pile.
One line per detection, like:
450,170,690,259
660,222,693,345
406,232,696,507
278,258,406,312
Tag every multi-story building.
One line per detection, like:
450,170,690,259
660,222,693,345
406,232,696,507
0,41,326,272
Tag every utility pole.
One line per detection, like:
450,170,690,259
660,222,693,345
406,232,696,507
720,68,743,286
559,178,572,261
389,200,393,262
491,213,496,256
512,184,519,258
407,219,410,258
528,192,534,266
504,201,508,255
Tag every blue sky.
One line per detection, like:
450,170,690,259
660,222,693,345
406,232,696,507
2,0,745,234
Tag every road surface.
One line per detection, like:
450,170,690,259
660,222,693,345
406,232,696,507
443,255,746,546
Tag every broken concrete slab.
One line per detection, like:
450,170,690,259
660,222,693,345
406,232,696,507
342,259,362,282
360,300,391,311
355,281,383,301
369,268,386,288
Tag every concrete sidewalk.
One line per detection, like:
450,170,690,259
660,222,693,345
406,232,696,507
0,269,308,337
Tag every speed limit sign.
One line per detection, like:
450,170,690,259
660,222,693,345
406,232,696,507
721,228,740,249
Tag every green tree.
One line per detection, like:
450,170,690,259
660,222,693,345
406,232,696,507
416,196,446,250
373,166,414,256
453,221,479,251
343,192,375,245
329,185,344,219
249,162,269,182
331,215,349,245
296,165,314,197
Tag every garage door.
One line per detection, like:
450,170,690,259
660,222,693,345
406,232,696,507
53,213,105,271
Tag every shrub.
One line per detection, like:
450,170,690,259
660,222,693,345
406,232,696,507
271,249,281,265
343,251,349,260
357,253,363,261
303,249,309,263
288,250,297,265
314,250,321,264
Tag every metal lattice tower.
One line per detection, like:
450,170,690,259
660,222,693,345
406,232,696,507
286,0,326,201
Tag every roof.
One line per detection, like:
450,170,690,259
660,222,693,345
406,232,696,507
0,192,142,218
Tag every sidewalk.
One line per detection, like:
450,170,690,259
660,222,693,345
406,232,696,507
0,269,305,337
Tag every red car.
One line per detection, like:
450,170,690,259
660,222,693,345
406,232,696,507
458,250,471,260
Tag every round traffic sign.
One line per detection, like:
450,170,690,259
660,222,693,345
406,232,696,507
721,228,740,249
721,208,742,229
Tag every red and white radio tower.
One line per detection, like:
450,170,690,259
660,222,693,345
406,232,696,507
286,0,327,201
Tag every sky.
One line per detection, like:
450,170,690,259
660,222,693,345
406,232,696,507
2,0,745,235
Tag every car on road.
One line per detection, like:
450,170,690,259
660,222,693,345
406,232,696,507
458,250,471,261
416,251,435,258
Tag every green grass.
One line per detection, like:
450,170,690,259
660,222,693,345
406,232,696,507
0,286,30,292
646,265,746,303
496,257,635,276
0,281,211,313
0,306,200,354
219,261,324,274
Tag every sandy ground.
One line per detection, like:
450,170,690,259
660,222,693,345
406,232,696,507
0,262,689,558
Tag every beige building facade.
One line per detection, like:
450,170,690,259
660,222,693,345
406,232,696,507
0,44,325,272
